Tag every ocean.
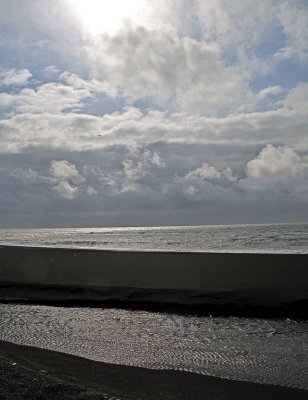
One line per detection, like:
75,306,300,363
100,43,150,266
0,223,307,391
1,222,308,253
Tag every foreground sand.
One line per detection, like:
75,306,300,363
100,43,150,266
0,340,307,400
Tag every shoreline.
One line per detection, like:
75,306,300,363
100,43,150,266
0,340,307,400
1,245,307,317
2,243,307,254
1,284,307,318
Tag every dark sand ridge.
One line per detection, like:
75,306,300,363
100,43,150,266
0,246,308,315
0,340,307,400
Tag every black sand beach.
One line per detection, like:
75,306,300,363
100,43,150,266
1,340,307,400
0,246,308,316
1,245,307,398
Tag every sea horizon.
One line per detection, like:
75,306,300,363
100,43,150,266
1,222,307,254
2,220,308,230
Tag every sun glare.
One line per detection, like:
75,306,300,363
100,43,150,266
71,0,146,35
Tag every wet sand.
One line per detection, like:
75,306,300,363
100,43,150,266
0,340,307,400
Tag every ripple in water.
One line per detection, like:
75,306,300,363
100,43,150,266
0,304,307,390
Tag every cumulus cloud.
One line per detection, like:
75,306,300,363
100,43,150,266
10,160,96,200
49,160,84,185
0,66,127,147
241,145,308,201
52,180,78,199
0,68,32,86
186,163,222,180
99,146,165,193
5,141,308,227
0,82,91,114
176,162,238,202
9,148,165,200
246,145,302,180
185,163,239,183
59,71,118,98
49,160,100,199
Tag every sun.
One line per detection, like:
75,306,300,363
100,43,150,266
71,0,146,35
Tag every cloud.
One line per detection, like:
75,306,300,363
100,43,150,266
0,82,92,114
89,26,190,99
99,146,165,193
49,160,84,185
0,0,307,226
1,92,307,155
4,141,307,227
283,82,308,111
247,145,302,179
241,145,308,201
52,180,78,199
186,163,222,180
0,0,302,118
10,160,96,200
176,162,239,202
196,0,280,81
9,147,166,200
87,25,249,115
0,68,32,86
43,65,61,78
59,71,118,98
185,163,238,184
197,0,308,67
49,160,101,199
10,167,41,183
0,67,123,143
198,0,278,47
276,2,308,63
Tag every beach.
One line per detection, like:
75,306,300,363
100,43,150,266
1,340,307,400
0,245,307,398
0,245,307,315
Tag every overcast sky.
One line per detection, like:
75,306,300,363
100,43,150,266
0,0,307,228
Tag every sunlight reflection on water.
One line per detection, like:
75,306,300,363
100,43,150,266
0,304,307,389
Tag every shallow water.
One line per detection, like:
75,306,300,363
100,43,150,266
1,304,307,389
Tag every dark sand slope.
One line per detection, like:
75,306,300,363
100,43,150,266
0,340,307,400
1,246,308,311
1,246,308,315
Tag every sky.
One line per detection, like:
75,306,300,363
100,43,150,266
0,0,307,228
